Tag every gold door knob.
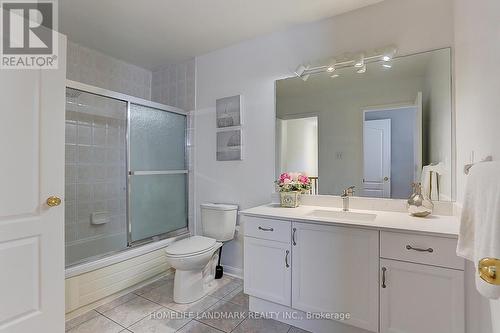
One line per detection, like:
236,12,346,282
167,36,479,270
384,177,389,181
46,196,62,207
479,257,500,285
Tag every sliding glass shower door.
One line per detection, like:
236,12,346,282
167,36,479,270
65,82,189,267
128,103,188,243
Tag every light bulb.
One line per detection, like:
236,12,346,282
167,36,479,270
354,53,364,68
356,64,367,74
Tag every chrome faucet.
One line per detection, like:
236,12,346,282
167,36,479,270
341,186,355,211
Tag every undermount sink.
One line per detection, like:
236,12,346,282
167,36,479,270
306,209,377,222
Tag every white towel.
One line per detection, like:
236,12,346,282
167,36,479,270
421,163,445,201
457,161,500,299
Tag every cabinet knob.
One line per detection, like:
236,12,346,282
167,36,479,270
46,196,62,207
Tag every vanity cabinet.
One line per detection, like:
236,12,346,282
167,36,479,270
291,222,380,332
379,231,465,333
243,217,291,306
380,259,464,333
242,215,465,333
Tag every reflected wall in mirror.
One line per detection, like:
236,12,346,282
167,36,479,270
276,48,453,201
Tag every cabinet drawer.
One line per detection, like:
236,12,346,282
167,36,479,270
243,216,291,243
381,231,464,270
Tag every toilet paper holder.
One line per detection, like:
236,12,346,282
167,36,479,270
479,257,500,285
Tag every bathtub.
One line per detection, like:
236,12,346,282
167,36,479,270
65,234,186,316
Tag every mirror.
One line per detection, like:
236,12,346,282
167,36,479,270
276,48,453,201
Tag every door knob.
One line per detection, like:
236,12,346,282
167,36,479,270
46,196,62,207
384,177,389,181
479,257,500,285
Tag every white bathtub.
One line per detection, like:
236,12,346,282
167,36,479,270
65,235,186,315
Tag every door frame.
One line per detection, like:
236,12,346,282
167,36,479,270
275,112,319,180
362,99,422,184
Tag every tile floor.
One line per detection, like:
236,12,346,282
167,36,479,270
66,273,310,333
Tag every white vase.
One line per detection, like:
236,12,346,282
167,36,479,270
280,191,301,208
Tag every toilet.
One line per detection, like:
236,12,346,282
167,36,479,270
165,203,238,303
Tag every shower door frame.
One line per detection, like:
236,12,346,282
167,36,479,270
66,79,190,253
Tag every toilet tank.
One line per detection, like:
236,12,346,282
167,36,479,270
201,203,238,242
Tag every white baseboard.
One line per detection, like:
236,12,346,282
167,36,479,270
222,265,243,280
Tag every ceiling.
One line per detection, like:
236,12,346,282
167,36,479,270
59,0,384,70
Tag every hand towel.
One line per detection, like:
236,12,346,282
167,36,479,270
421,162,445,201
456,161,500,299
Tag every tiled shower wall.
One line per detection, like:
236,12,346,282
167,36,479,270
151,59,196,111
65,91,128,265
67,41,152,100
65,42,197,264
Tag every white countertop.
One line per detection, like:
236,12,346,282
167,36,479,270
240,204,460,237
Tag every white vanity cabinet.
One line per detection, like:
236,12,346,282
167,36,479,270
242,213,465,333
243,216,292,306
379,259,464,333
379,231,465,333
291,222,380,332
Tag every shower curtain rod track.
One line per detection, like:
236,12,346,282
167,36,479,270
66,79,188,116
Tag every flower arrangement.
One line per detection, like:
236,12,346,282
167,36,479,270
276,172,311,193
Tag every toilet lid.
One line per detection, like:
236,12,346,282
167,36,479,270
165,236,216,256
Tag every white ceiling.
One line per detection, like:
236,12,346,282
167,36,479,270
59,0,384,70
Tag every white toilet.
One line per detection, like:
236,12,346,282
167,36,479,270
165,203,238,303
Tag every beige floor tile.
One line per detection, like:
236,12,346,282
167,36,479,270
177,320,224,333
127,308,191,333
66,315,124,333
103,296,162,327
222,286,248,309
163,295,219,316
232,317,290,333
288,327,312,333
65,310,100,331
139,281,175,305
134,274,174,295
209,277,240,299
96,293,138,313
198,300,247,333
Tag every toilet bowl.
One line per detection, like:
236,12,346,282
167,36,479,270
165,235,222,303
165,202,238,304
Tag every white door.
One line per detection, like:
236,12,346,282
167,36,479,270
363,119,391,198
0,36,66,332
413,92,423,181
380,259,465,333
243,237,291,306
291,222,379,332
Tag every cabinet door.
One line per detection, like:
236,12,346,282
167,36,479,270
380,259,464,333
244,237,291,306
291,222,379,332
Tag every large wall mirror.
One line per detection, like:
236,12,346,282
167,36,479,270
276,48,453,201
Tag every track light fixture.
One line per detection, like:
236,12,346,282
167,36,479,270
294,45,397,80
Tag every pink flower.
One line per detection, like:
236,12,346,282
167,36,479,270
279,173,291,184
298,175,310,184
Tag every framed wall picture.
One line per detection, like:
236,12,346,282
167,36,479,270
216,129,242,161
216,95,241,128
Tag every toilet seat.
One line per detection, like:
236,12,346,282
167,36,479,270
165,236,217,257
